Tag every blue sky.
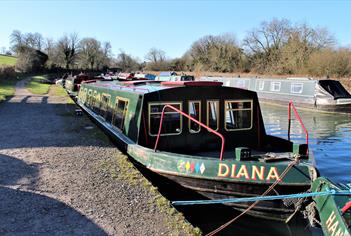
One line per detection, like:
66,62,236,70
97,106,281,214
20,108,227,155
1,0,350,60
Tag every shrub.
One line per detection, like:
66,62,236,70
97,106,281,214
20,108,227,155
0,66,16,79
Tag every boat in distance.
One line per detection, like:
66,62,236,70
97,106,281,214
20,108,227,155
200,76,351,113
76,79,318,221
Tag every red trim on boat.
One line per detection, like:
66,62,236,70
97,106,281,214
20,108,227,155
82,80,97,84
122,80,149,84
161,81,223,87
342,201,351,214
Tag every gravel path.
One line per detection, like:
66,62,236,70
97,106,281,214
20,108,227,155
0,81,194,236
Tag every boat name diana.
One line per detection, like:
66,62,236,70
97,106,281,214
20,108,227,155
217,163,280,181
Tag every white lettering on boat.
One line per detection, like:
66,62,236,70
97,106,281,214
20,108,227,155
325,211,348,236
217,163,280,181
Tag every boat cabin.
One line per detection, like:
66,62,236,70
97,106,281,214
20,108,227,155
200,76,351,112
77,80,298,158
65,73,90,93
155,72,194,82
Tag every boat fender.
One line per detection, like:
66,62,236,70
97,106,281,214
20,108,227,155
341,201,351,214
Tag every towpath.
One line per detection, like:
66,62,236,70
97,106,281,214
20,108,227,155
0,79,193,235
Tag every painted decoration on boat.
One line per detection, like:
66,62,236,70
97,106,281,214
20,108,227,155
177,160,205,175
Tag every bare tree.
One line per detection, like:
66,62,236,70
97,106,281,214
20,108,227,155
10,30,45,53
243,18,292,72
188,34,244,72
145,48,166,63
79,38,101,69
57,33,80,69
243,18,291,54
101,41,112,68
1,47,6,54
115,50,140,72
102,41,112,58
10,30,25,54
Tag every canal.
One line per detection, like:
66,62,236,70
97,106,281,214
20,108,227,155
261,103,351,184
171,103,351,236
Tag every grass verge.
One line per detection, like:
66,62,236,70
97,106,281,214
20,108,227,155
50,84,75,104
101,154,201,236
0,55,17,66
50,84,67,96
0,79,17,102
26,75,51,94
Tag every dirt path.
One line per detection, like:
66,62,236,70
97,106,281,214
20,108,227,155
0,81,194,235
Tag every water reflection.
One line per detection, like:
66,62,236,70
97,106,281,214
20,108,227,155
261,103,351,183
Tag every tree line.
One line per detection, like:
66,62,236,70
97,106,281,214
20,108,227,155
4,18,351,78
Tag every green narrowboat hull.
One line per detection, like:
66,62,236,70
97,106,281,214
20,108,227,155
312,177,351,236
127,145,315,221
78,101,317,221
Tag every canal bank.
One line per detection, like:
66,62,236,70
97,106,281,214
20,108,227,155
0,81,198,235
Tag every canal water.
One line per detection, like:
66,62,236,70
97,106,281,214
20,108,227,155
261,103,351,184
169,103,351,236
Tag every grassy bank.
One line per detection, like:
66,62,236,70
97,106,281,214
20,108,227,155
0,79,17,102
26,75,51,94
50,84,75,105
50,84,67,96
101,153,201,236
0,55,17,66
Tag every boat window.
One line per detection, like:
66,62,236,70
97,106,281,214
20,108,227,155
87,89,93,107
148,102,182,136
93,92,101,113
112,98,129,131
270,82,281,92
236,80,246,89
188,101,201,133
100,94,111,121
291,83,303,94
79,88,86,102
82,88,87,102
225,100,252,131
207,100,219,131
92,91,97,111
258,81,265,90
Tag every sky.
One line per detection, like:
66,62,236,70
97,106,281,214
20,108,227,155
1,0,351,60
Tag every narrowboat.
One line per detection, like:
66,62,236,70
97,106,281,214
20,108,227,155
117,72,135,80
134,73,157,80
155,71,194,82
76,80,318,221
65,73,90,97
311,177,351,236
200,77,351,113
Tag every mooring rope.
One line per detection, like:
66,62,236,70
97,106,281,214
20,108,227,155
205,157,299,236
172,189,351,206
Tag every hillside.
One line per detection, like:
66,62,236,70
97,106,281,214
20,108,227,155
0,54,17,66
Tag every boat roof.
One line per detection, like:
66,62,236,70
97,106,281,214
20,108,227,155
84,80,224,95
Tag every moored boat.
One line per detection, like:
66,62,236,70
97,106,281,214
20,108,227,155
76,79,318,221
311,177,351,236
65,73,90,97
155,71,194,82
200,76,351,113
